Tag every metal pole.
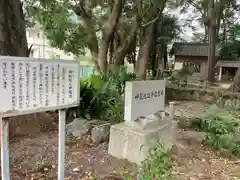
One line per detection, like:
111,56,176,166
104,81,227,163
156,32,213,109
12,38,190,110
58,109,66,180
0,116,10,180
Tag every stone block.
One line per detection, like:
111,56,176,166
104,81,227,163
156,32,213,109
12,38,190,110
108,121,176,165
125,114,170,130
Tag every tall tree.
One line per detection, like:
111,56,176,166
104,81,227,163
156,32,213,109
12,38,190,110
219,24,240,92
135,0,168,79
181,0,239,82
26,0,172,77
150,14,181,78
207,0,216,83
26,0,143,73
0,0,53,138
207,0,239,82
182,0,239,43
0,0,29,56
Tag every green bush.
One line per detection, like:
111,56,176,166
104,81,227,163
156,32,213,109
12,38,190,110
67,68,136,122
178,107,240,158
167,66,194,87
106,67,136,94
138,142,173,180
204,133,240,157
67,74,124,123
179,110,239,135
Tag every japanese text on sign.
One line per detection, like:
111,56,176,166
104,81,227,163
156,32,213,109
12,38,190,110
134,90,164,100
124,80,165,122
0,56,80,117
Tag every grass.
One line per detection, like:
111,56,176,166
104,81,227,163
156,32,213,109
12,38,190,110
178,105,240,158
125,141,174,180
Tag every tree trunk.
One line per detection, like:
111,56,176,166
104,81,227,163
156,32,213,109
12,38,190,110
109,32,121,64
113,16,139,70
0,0,56,138
222,18,227,43
74,4,99,70
136,23,155,79
135,0,167,79
98,0,124,73
109,38,114,64
0,0,28,56
113,34,137,68
207,0,216,83
163,43,168,69
75,0,123,73
151,51,157,78
151,25,157,79
98,35,110,73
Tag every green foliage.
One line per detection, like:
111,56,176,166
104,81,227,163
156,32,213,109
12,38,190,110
228,24,240,42
168,66,194,86
156,14,181,44
67,75,123,123
48,54,60,59
180,0,240,42
218,40,240,60
106,67,136,95
26,0,87,56
67,69,135,122
180,65,195,76
202,115,236,135
25,0,140,57
138,142,173,180
218,24,240,60
205,133,240,157
179,110,239,134
148,14,181,71
178,106,240,157
25,0,181,71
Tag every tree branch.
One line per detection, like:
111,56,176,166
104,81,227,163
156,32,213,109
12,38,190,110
73,1,99,60
27,44,33,57
186,0,204,15
114,15,139,59
103,0,124,35
97,0,125,72
113,1,142,65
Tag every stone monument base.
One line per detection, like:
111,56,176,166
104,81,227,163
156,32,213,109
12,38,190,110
108,120,175,165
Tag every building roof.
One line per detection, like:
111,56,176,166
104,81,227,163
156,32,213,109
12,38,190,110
216,60,240,68
171,42,220,56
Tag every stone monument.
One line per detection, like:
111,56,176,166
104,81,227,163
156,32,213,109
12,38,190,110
108,80,175,165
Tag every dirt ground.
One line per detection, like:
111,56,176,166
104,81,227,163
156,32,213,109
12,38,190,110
173,129,240,180
1,101,240,180
6,132,136,180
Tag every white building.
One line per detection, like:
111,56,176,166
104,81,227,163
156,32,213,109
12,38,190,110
26,25,75,60
26,25,96,77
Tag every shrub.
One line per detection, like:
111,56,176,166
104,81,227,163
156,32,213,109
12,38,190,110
178,106,240,158
204,133,240,157
106,67,136,94
138,142,173,180
167,66,194,87
178,106,239,135
67,68,136,122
